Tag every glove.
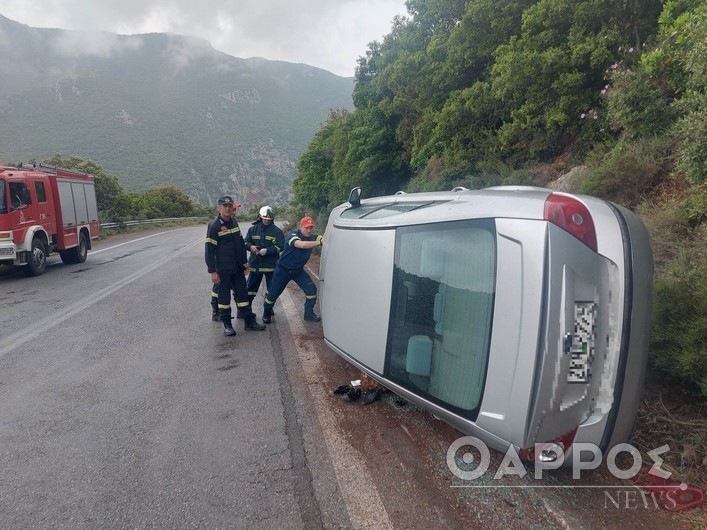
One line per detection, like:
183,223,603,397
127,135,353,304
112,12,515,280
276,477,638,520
258,248,268,256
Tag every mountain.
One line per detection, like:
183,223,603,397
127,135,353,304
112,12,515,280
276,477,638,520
0,15,354,207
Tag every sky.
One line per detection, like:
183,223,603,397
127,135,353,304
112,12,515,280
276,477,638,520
1,0,409,77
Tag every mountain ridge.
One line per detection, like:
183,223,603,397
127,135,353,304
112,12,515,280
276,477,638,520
0,14,354,207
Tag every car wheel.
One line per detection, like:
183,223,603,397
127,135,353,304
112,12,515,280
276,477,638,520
24,237,47,276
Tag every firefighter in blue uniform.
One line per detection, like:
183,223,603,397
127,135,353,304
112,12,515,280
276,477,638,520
244,206,284,319
205,195,266,336
263,216,323,323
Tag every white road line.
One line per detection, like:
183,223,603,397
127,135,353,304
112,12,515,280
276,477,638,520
0,238,202,359
280,290,393,529
90,229,193,255
304,264,319,281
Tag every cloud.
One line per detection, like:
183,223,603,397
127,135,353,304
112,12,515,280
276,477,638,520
163,34,216,72
0,0,408,76
52,31,144,59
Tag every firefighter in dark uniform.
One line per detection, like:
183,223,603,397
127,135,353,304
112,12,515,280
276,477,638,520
244,206,285,319
263,216,324,323
205,195,266,336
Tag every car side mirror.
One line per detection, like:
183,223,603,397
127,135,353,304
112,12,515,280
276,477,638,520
348,187,362,208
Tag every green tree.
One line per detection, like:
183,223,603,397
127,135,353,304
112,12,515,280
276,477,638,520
141,185,194,218
643,1,707,183
491,0,659,159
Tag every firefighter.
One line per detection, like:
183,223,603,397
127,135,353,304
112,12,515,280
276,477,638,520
205,195,266,335
244,206,285,320
263,216,324,323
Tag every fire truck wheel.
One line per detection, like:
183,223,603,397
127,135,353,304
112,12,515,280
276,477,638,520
60,233,88,264
75,232,89,263
24,237,47,276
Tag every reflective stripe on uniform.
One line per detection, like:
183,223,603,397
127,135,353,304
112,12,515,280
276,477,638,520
236,301,250,308
305,294,317,300
206,238,218,245
287,235,301,246
218,228,241,237
218,304,231,309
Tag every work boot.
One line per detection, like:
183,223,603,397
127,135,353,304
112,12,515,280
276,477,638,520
304,312,321,322
244,313,266,331
211,308,220,322
223,319,237,336
262,309,273,324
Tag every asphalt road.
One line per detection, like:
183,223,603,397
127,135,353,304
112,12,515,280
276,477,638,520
0,226,348,529
0,226,698,529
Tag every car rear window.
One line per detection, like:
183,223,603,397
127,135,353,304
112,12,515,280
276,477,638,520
384,219,496,419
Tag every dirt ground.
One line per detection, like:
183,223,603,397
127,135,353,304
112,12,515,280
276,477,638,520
300,253,706,529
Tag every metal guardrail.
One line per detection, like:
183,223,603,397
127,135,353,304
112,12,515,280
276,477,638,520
100,217,208,229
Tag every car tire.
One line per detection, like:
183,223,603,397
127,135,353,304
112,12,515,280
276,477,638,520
24,237,47,276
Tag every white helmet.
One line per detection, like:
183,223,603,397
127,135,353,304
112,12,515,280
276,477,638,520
259,206,274,219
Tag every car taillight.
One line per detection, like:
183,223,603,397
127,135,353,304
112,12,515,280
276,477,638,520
519,426,579,463
544,194,597,252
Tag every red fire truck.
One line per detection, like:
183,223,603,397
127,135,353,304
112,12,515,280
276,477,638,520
0,164,100,276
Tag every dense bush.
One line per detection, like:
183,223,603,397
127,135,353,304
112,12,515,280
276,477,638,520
604,66,677,140
650,251,707,396
644,1,706,183
579,136,671,207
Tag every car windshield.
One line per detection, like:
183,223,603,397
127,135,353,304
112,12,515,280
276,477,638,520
384,219,496,419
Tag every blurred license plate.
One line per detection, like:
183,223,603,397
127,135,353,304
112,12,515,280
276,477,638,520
568,301,597,383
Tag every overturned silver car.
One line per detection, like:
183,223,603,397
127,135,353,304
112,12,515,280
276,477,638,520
319,186,653,464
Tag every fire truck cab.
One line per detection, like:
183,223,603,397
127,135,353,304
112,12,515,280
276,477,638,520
0,165,100,276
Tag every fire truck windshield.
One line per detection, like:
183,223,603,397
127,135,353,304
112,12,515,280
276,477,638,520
0,179,6,214
8,181,30,211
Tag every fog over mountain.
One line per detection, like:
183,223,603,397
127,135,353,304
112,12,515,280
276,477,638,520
0,14,354,207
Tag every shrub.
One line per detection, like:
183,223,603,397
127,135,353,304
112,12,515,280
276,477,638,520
638,197,693,273
681,184,707,226
650,251,707,396
672,93,707,184
580,136,671,207
604,67,677,140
